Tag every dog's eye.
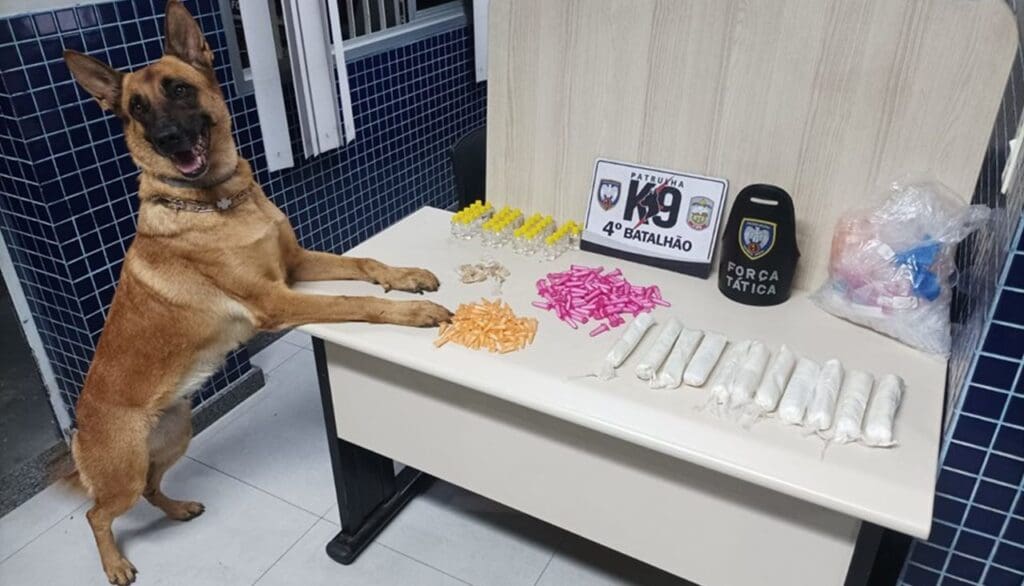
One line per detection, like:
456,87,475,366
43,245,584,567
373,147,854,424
130,96,145,115
173,84,190,98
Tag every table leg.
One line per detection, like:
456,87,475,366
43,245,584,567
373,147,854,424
845,522,885,586
313,337,434,565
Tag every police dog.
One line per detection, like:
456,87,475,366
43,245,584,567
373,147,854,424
62,2,450,583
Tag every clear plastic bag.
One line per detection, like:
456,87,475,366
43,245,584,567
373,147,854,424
812,181,990,355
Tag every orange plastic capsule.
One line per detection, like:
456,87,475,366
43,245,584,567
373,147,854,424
434,298,537,353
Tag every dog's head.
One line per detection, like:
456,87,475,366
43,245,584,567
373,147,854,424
64,1,236,184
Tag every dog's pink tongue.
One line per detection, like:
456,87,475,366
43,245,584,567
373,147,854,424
172,150,203,174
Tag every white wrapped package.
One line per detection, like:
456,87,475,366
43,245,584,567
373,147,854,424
833,370,874,443
805,359,844,430
683,332,728,387
710,340,752,406
652,328,704,389
598,313,655,380
754,345,797,412
778,358,820,424
729,341,770,406
864,374,904,446
635,318,683,380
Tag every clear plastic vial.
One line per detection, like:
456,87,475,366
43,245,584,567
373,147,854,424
450,201,493,240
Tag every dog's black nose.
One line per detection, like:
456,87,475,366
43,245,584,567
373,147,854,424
152,126,187,152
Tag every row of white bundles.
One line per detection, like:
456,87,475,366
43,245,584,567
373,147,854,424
597,316,904,447
711,341,904,446
598,315,729,389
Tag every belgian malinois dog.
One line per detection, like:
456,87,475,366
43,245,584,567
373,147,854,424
62,2,451,583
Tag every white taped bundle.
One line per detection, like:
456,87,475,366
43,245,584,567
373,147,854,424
598,313,655,380
635,318,683,380
778,358,820,424
754,345,797,412
805,359,844,431
652,328,704,389
683,332,727,387
710,340,752,406
833,370,874,443
863,374,904,446
729,341,770,406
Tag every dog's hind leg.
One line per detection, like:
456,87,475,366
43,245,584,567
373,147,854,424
78,413,149,586
144,399,204,521
88,492,141,585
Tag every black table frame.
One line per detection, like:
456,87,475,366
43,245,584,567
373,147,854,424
313,337,433,564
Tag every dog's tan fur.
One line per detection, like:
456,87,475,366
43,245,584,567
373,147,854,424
63,3,450,584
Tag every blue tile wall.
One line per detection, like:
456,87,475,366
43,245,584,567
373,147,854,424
896,2,1024,584
0,0,486,424
948,0,1024,416
900,215,1024,586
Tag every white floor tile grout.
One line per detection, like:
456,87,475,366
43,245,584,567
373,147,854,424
532,553,555,586
279,329,314,350
251,519,320,585
308,502,475,584
0,499,90,566
251,341,304,374
185,457,324,520
191,344,309,448
317,505,337,526
376,542,476,586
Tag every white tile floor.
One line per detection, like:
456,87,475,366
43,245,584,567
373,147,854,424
0,334,689,586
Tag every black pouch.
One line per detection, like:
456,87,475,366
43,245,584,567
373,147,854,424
717,184,800,305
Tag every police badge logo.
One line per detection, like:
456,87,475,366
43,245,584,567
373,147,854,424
686,196,714,231
597,179,621,211
739,218,777,261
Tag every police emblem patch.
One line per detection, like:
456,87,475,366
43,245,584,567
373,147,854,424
687,196,714,231
597,179,621,211
739,218,776,261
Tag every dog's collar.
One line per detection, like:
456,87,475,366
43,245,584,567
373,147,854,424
150,183,255,214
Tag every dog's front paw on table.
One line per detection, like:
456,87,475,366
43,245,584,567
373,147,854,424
103,556,137,585
390,300,452,327
379,268,440,294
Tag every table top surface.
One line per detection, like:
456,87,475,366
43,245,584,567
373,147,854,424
300,207,944,538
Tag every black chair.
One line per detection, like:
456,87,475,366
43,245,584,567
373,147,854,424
451,125,486,209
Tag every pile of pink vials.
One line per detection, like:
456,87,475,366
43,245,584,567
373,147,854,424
533,265,670,337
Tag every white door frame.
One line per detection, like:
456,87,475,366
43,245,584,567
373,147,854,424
0,229,72,437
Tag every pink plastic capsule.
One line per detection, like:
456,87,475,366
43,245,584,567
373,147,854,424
531,266,670,333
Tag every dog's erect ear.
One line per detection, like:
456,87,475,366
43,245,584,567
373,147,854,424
63,50,124,112
164,0,214,70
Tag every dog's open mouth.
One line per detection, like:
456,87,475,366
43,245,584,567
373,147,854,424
170,132,210,178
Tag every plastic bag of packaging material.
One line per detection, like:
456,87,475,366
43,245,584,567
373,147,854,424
811,181,990,355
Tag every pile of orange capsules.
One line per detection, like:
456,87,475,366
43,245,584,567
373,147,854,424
435,299,538,353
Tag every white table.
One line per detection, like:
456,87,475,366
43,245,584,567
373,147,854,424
299,207,944,586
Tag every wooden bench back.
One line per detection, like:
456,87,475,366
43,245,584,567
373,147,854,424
486,0,1017,288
